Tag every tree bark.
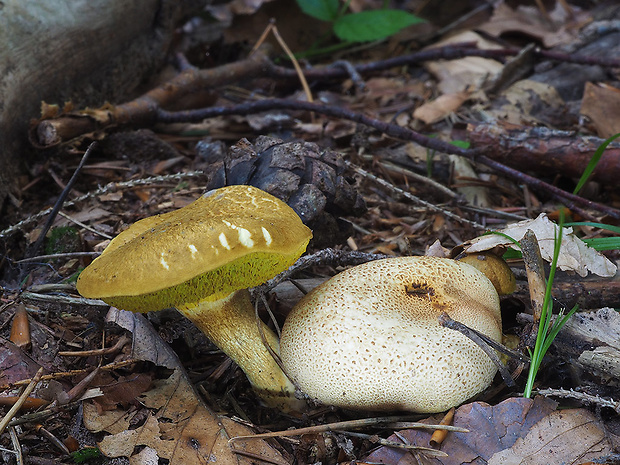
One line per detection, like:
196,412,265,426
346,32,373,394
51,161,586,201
0,0,207,206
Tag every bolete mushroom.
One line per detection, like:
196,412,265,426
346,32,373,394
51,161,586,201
77,185,312,409
279,256,503,413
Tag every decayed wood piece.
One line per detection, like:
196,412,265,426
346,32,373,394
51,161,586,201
0,0,208,205
467,123,620,185
548,307,620,387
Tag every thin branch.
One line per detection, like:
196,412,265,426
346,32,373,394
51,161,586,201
28,142,96,257
438,312,517,387
157,99,620,219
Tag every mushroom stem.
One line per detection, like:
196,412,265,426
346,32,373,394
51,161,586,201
178,289,302,411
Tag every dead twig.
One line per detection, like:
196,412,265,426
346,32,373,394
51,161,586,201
535,388,620,414
157,98,620,220
0,170,207,239
229,416,469,442
28,142,96,258
438,312,524,387
254,248,389,296
0,367,44,435
347,162,484,229
58,335,130,357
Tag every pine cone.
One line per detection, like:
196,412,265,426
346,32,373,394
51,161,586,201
199,136,366,246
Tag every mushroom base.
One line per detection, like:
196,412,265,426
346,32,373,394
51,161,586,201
179,289,305,412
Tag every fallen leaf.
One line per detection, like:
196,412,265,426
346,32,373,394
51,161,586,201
364,397,557,465
478,2,588,48
449,155,491,208
0,338,42,386
464,213,617,277
83,309,288,465
487,80,565,126
413,91,472,125
488,408,611,464
425,31,504,94
580,82,620,138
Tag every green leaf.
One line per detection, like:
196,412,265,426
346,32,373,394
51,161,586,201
334,10,424,42
295,0,340,21
573,132,620,195
450,139,471,149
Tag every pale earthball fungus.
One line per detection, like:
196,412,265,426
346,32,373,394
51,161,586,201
77,185,312,410
456,251,516,296
279,256,503,413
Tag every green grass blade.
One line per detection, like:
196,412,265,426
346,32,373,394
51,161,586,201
573,132,620,195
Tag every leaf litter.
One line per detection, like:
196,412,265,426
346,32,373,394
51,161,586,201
1,0,620,463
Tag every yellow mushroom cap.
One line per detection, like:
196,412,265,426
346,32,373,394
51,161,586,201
456,252,516,296
280,256,502,413
77,185,312,312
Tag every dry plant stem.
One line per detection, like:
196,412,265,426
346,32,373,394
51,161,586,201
20,291,110,308
377,160,458,199
438,312,516,387
33,44,620,148
58,335,130,357
230,449,289,465
8,399,85,427
28,142,96,257
520,230,547,324
339,431,447,456
57,211,113,239
0,359,138,390
9,427,23,465
251,21,313,105
35,424,70,455
157,99,620,220
0,170,208,239
0,367,44,435
536,388,620,414
16,251,100,264
230,417,469,442
55,367,99,406
347,162,485,229
255,248,390,295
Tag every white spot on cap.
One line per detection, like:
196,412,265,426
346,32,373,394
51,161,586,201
237,228,254,247
188,244,198,258
160,253,169,270
262,227,272,245
219,232,230,250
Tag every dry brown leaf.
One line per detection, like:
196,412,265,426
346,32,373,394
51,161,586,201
488,408,612,464
364,397,557,465
464,213,617,277
413,91,472,125
485,80,565,126
449,155,491,208
365,397,613,465
478,2,588,48
580,82,620,139
83,309,287,465
0,338,42,386
425,31,504,94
